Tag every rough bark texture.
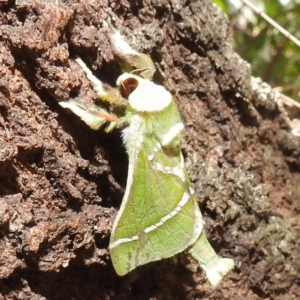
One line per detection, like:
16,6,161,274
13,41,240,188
0,0,299,299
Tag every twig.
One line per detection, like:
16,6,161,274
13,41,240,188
240,0,300,48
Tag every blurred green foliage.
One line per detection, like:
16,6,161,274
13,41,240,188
213,0,300,101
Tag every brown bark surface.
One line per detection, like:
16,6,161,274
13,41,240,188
0,0,299,299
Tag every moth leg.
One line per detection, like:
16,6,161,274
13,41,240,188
59,57,128,131
103,21,156,80
188,233,235,287
59,98,126,131
75,57,126,107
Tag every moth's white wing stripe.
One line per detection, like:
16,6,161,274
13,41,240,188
147,142,161,161
110,191,191,249
180,152,185,168
144,192,190,233
152,162,185,182
151,152,186,182
110,235,140,247
161,122,184,146
111,115,143,232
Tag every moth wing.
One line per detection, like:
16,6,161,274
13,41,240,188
109,132,203,276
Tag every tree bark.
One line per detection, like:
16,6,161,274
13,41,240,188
0,0,299,299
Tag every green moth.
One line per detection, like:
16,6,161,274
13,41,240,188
59,22,234,286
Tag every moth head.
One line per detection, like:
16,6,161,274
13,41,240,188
116,73,172,112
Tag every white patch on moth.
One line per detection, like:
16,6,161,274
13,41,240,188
152,162,185,182
116,73,172,112
110,192,192,249
147,153,153,161
161,122,184,147
136,133,144,149
189,187,195,195
147,142,161,161
122,116,143,151
201,258,235,287
180,152,185,168
121,127,130,150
